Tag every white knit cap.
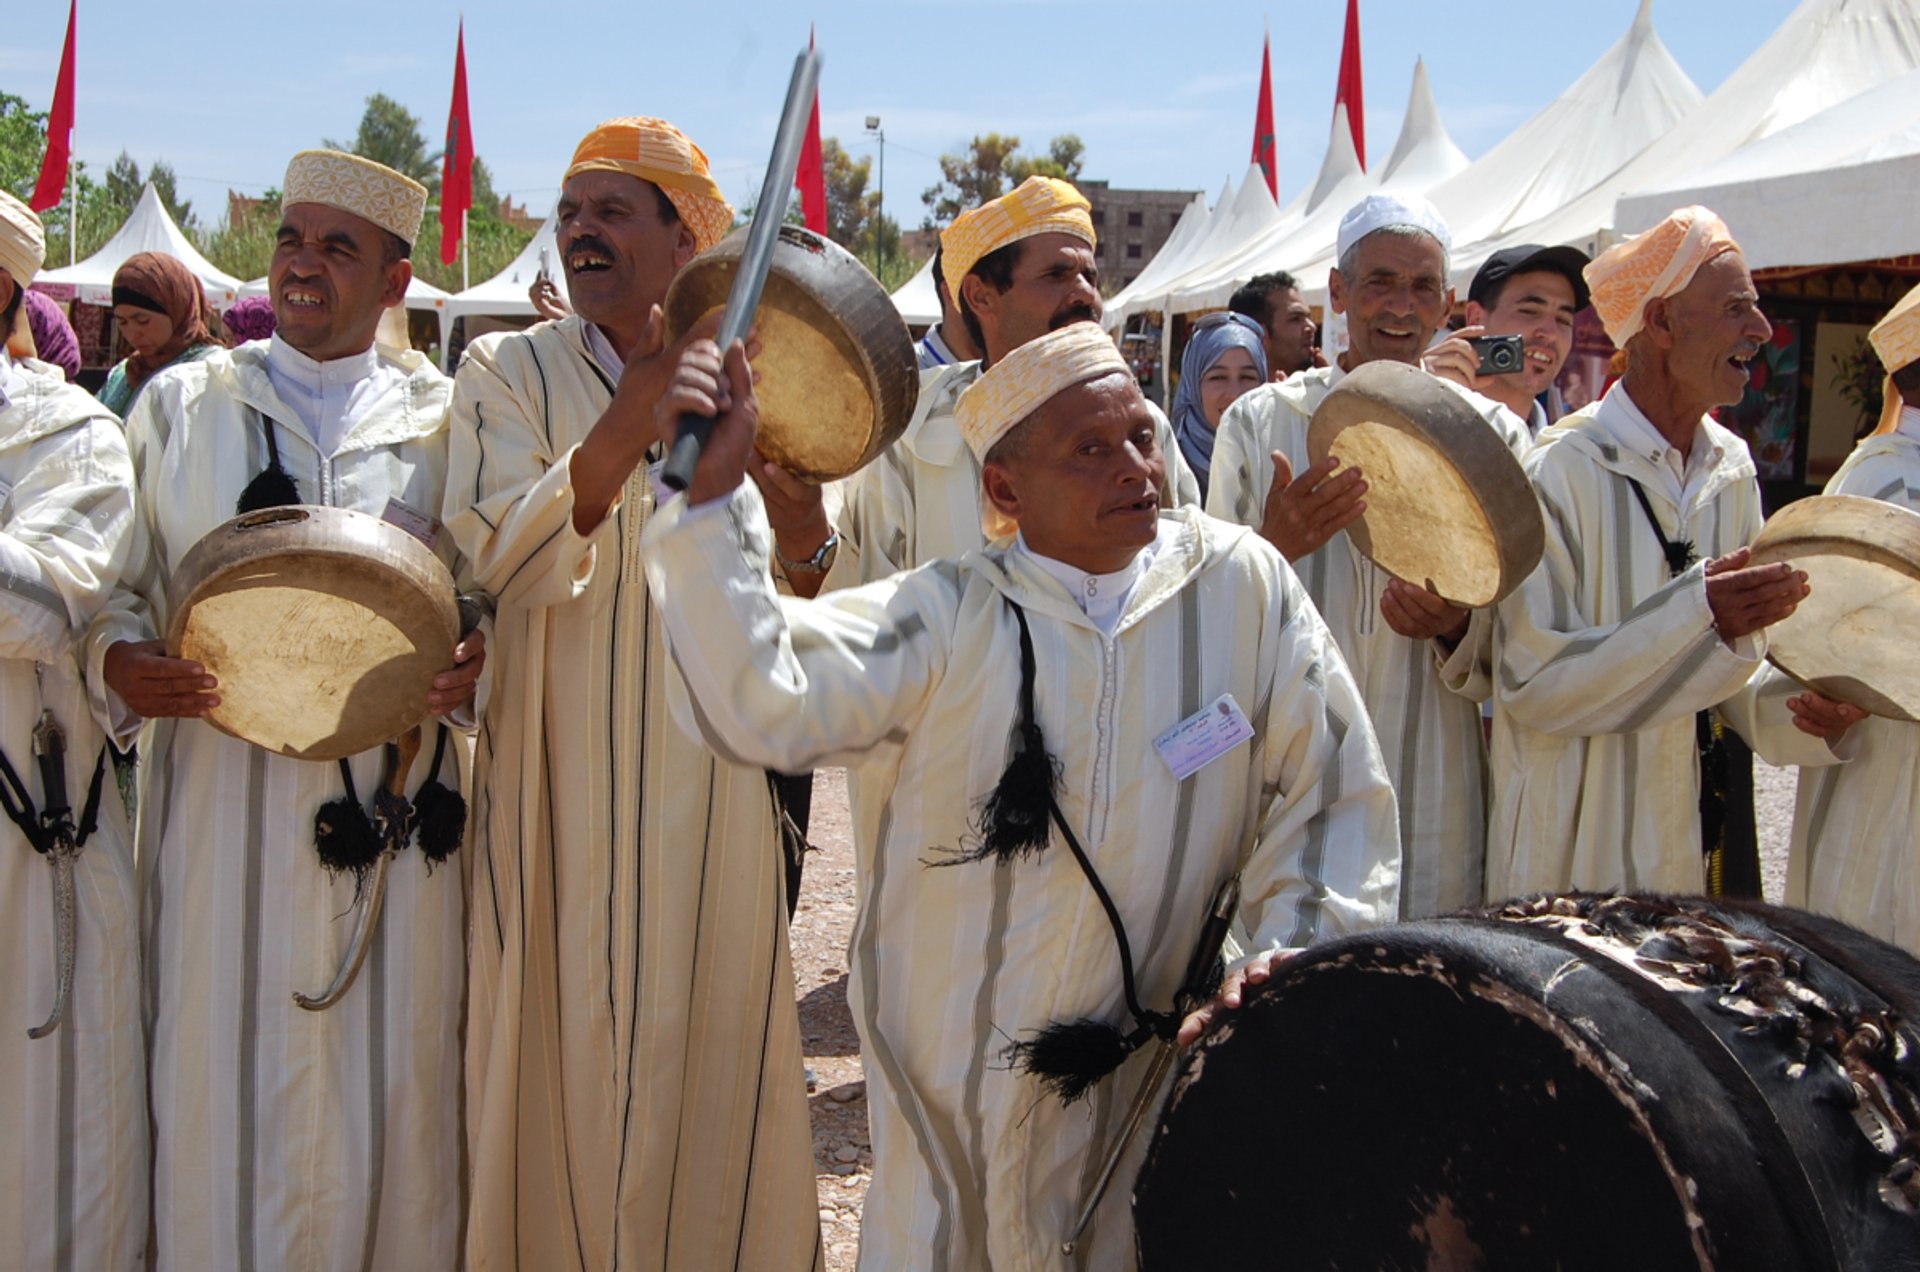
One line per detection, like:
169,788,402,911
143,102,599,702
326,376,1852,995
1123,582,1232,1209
1335,193,1452,262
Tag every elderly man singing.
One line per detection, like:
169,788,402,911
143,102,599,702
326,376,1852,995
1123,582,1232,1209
643,321,1399,1268
443,117,821,1269
1208,193,1531,918
1486,207,1853,899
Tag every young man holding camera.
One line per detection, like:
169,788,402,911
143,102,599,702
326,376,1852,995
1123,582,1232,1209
1423,244,1590,437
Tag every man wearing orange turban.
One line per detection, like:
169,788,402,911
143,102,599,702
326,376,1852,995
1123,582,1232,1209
1486,206,1856,901
443,117,822,1269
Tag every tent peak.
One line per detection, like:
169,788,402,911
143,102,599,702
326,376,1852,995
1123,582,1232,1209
1378,58,1470,189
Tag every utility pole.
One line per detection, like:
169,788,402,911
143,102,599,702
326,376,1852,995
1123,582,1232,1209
865,115,885,275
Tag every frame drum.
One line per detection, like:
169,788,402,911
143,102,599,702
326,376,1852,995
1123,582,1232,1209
663,224,919,483
166,506,459,762
1749,493,1920,721
1307,359,1543,607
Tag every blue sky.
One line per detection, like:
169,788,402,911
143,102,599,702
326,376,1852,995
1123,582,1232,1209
6,0,1803,230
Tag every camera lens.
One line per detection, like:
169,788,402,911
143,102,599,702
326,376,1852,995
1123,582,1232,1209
1493,343,1521,372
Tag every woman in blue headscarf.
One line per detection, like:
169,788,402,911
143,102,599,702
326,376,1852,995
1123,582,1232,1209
1170,311,1267,499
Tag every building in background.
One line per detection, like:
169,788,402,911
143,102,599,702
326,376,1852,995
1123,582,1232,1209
1082,180,1200,293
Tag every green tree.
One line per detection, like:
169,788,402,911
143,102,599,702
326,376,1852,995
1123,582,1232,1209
919,134,1086,227
326,93,441,197
100,150,195,230
1008,134,1085,184
198,188,282,282
0,93,48,200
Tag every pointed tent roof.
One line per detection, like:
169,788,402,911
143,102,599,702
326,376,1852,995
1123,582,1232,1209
890,253,940,327
37,183,243,307
1111,167,1284,327
1104,174,1240,329
1615,65,1920,269
1375,59,1470,191
1100,189,1210,327
1454,0,1920,274
445,211,567,320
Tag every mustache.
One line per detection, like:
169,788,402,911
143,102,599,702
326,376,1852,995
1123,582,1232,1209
564,235,617,265
1048,303,1099,331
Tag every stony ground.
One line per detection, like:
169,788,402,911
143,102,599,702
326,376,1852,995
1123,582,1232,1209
792,760,1804,1270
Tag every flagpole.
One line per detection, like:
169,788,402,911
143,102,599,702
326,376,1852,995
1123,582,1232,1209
461,208,469,291
67,164,75,265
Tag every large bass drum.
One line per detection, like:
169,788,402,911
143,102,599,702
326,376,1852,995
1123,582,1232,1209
663,224,919,483
166,505,459,762
1134,895,1920,1270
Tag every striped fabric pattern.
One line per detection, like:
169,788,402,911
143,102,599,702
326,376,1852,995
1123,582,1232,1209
444,316,822,1271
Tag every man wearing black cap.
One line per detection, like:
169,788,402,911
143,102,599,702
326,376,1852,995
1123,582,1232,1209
1424,244,1589,437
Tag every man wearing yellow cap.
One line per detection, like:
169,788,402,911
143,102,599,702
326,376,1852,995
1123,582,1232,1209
641,320,1398,1267
1486,206,1851,900
91,150,483,1268
1208,194,1530,920
1770,283,1920,946
0,191,144,1269
441,117,821,1268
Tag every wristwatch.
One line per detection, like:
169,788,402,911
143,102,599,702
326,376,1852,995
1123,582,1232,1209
775,530,840,577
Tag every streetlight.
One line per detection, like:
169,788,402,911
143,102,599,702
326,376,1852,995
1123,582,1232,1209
865,115,885,275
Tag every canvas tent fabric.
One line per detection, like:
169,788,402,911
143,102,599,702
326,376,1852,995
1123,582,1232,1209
1452,0,1920,277
1613,66,1920,271
36,183,243,308
445,211,567,320
1103,181,1235,330
890,254,939,327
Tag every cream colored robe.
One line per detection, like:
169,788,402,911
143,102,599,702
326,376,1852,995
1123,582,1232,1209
1207,364,1528,917
643,493,1401,1271
1782,428,1920,946
0,356,142,1271
89,343,467,1271
1485,384,1835,899
444,316,821,1271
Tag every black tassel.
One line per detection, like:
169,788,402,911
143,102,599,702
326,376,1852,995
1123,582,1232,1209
314,760,381,884
235,464,301,515
1004,1019,1151,1105
944,602,1058,866
410,725,465,869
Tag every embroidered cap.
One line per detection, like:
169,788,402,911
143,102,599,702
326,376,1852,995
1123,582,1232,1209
283,150,429,248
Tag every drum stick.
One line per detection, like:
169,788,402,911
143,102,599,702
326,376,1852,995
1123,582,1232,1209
661,47,823,493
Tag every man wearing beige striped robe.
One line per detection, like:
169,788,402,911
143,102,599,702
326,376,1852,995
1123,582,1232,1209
644,322,1400,1269
0,192,144,1271
1209,194,1528,917
90,153,482,1269
444,117,821,1270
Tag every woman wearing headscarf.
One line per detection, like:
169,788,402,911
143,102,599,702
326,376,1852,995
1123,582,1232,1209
96,251,218,416
219,294,276,347
1171,310,1268,499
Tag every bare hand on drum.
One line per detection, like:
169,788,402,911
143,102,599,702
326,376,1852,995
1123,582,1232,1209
429,628,487,717
103,638,219,719
1786,690,1866,743
1381,577,1470,646
657,338,759,507
750,453,832,599
1259,451,1366,563
1175,948,1301,1048
1420,323,1487,396
1704,547,1809,642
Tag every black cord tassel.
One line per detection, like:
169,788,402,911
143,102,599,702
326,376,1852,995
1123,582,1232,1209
314,758,382,885
411,726,465,869
947,603,1058,866
1004,1018,1158,1106
236,412,301,514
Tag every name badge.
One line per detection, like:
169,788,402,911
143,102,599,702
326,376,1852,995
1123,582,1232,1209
1153,692,1255,781
381,498,441,549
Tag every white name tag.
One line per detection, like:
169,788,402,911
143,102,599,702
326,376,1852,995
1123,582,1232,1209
381,498,441,549
1154,692,1255,781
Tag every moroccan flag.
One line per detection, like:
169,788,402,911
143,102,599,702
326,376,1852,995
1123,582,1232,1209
1252,33,1277,199
795,28,827,235
1335,0,1365,171
31,0,76,213
439,20,474,266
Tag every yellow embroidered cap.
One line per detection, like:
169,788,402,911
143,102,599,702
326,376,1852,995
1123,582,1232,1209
283,150,429,248
0,189,45,290
1584,205,1741,347
956,320,1132,540
564,117,735,254
940,176,1095,301
1869,280,1920,377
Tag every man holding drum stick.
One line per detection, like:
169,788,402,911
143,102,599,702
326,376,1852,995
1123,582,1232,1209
90,150,483,1269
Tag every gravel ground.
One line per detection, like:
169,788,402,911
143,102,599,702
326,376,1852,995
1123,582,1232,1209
792,758,1805,1269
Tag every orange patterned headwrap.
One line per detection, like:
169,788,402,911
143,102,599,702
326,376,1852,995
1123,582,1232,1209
940,176,1095,301
564,117,735,253
1583,206,1741,347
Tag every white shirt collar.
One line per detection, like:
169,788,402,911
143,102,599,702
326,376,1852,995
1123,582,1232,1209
585,322,626,385
1897,404,1920,443
1599,381,1723,508
1014,519,1172,635
918,325,960,370
265,335,389,457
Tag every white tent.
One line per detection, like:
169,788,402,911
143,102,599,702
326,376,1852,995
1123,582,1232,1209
238,274,454,363
1453,0,1920,274
1103,179,1234,329
1103,165,1288,331
1614,66,1920,270
37,183,243,308
890,254,940,327
446,212,566,320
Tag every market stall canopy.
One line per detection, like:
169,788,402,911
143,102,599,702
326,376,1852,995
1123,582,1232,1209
446,211,567,320
890,253,939,327
1614,66,1920,270
1452,0,1920,276
36,183,243,308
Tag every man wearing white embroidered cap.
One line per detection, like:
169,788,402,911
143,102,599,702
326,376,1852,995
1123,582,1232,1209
90,149,483,1269
1207,192,1531,919
639,320,1398,1267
